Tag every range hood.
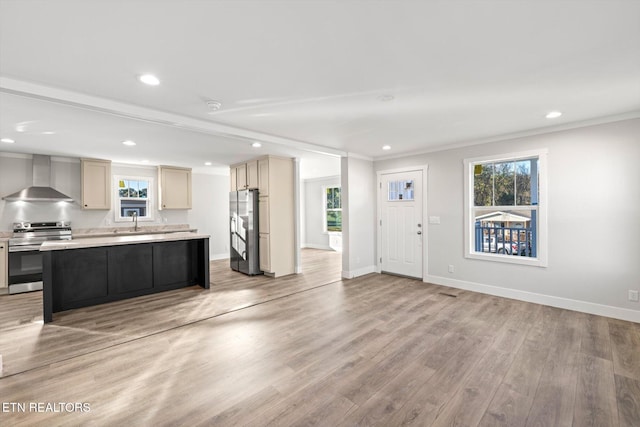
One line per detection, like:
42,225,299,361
2,155,74,202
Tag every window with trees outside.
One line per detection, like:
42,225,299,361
324,186,342,232
464,149,547,266
115,176,154,222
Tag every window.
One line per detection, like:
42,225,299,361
115,176,154,222
388,179,414,201
324,186,342,232
464,149,547,266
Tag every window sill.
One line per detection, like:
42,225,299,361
114,218,155,223
465,252,547,267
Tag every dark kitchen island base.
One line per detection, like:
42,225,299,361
42,236,209,323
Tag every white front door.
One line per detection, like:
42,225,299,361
380,170,423,278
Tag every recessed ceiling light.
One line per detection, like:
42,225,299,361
378,94,395,102
204,162,212,166
545,111,562,119
251,142,262,148
41,131,56,135
1,138,15,144
122,140,136,146
139,74,160,86
382,145,391,150
141,159,149,163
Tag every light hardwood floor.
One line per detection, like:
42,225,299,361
0,248,639,426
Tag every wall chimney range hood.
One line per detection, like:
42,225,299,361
3,155,74,202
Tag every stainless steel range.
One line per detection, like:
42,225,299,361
8,221,72,294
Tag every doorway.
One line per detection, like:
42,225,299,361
297,155,343,280
378,168,426,279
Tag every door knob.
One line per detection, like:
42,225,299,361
417,231,422,235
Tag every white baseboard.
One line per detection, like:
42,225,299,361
342,265,377,279
210,253,229,261
425,274,640,324
302,243,333,251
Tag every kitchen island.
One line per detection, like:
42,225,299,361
40,232,210,323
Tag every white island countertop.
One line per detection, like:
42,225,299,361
40,232,210,251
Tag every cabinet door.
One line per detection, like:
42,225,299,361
230,167,237,191
56,248,109,309
0,243,6,288
108,244,153,294
259,233,271,272
153,240,196,288
246,160,259,189
258,159,269,196
236,164,247,190
160,167,192,209
81,159,111,209
258,197,270,234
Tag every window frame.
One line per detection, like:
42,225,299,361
114,175,155,223
463,149,548,267
322,185,342,234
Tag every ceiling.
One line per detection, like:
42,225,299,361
1,0,639,177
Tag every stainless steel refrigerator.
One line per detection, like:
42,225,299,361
229,189,262,275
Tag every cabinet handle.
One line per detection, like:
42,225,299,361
84,204,88,207
163,204,166,208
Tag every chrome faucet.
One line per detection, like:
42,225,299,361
132,212,138,231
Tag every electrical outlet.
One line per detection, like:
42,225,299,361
448,265,454,273
629,290,639,302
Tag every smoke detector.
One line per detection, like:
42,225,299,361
205,99,222,113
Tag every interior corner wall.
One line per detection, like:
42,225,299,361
373,118,640,322
341,156,376,278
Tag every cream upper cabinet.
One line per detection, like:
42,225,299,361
231,160,259,190
258,158,269,196
230,167,238,192
81,158,111,209
236,163,247,190
158,166,192,210
246,160,259,189
0,241,7,289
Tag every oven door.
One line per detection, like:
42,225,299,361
8,247,43,293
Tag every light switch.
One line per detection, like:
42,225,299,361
429,216,441,224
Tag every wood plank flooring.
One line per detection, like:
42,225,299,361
0,248,639,426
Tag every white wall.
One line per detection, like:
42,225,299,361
187,172,230,260
303,175,340,250
341,156,376,278
374,118,640,322
0,153,230,260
